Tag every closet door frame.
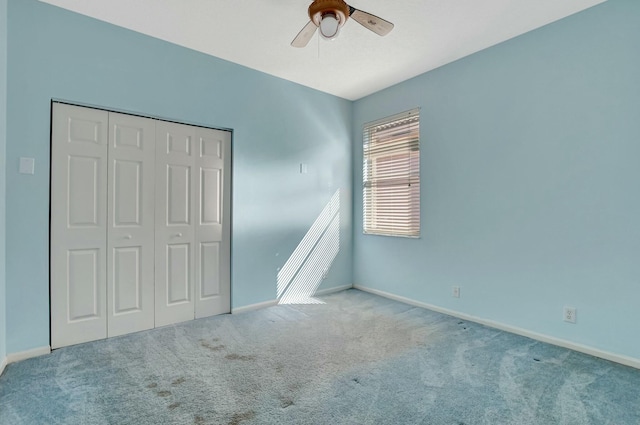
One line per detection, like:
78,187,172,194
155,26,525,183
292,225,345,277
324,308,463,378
50,101,233,348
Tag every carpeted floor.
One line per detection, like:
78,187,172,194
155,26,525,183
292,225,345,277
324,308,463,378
1,289,639,424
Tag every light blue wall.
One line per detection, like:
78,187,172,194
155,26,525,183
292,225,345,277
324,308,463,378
353,0,640,360
0,0,7,364
5,0,352,354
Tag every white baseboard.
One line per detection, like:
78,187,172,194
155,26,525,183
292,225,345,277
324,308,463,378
0,356,7,376
354,285,640,370
6,346,51,365
232,299,279,314
232,284,353,314
315,284,353,296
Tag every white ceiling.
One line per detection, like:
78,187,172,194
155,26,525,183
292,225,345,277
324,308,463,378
39,0,606,100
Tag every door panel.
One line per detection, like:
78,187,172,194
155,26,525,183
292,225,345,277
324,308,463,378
200,242,221,298
107,112,155,337
194,127,230,318
51,103,108,349
155,121,196,326
68,156,101,226
200,168,221,225
67,249,100,320
113,160,141,225
168,133,191,155
167,243,190,304
167,165,191,225
113,246,142,313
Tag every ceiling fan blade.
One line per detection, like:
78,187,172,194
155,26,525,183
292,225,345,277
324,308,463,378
291,21,318,48
348,6,394,36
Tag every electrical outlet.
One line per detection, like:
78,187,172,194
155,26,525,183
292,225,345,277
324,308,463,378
452,286,460,298
564,307,576,324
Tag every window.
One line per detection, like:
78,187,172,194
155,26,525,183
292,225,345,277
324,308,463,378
363,108,420,237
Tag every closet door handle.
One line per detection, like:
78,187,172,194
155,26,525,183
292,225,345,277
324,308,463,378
124,234,132,240
174,232,183,238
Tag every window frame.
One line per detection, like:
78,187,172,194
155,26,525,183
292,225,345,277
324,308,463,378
362,108,421,238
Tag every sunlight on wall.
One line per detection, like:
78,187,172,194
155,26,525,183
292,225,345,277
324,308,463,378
277,190,340,304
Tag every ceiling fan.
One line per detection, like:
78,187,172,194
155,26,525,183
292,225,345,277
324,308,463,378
291,0,394,47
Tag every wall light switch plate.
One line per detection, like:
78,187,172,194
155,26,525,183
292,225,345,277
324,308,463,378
19,157,35,175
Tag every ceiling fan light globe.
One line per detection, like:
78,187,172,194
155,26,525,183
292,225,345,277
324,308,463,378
319,13,340,39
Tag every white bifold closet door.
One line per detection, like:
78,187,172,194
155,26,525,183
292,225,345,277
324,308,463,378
51,103,230,349
51,104,109,348
51,105,157,348
154,121,231,327
106,112,156,338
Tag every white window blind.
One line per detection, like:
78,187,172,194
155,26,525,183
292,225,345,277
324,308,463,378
363,108,420,237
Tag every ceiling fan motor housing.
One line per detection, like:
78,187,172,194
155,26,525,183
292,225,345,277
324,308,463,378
308,0,350,27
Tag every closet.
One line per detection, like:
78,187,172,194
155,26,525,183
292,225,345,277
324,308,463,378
50,103,231,349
